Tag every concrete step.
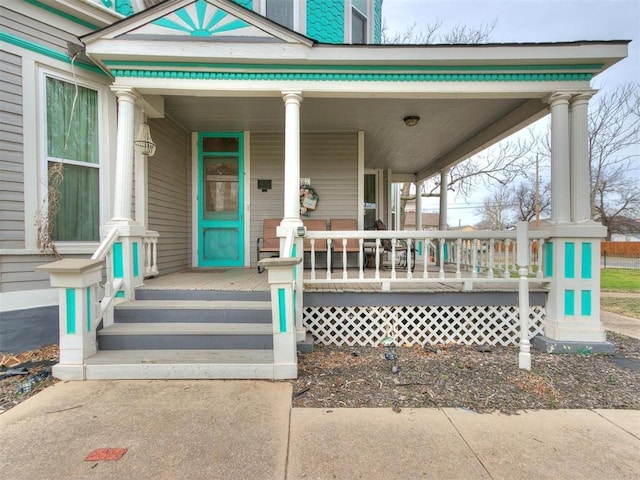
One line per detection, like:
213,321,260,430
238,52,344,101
97,322,273,350
135,289,270,302
114,300,272,324
84,349,280,379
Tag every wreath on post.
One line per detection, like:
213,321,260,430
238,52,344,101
300,186,319,216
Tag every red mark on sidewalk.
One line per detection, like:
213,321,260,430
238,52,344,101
85,448,128,461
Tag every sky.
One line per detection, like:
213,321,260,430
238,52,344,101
382,0,640,226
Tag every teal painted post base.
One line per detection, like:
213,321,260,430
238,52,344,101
538,224,610,348
36,259,104,380
258,256,303,380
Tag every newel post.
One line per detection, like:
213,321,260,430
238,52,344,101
258,256,303,379
516,222,531,370
37,259,104,380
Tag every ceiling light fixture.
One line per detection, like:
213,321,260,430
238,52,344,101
403,115,420,127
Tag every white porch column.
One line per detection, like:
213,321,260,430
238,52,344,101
279,91,305,342
415,181,423,231
281,91,303,224
570,92,593,223
110,88,138,224
548,93,572,224
439,170,448,230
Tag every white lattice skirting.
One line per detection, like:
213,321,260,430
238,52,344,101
304,305,545,347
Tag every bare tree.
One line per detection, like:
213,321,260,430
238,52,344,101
511,179,551,224
383,20,496,45
475,186,513,230
588,83,640,238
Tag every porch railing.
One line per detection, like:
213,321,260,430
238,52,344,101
143,231,159,277
303,225,548,289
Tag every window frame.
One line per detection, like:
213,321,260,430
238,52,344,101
38,67,106,247
346,0,374,44
257,0,302,32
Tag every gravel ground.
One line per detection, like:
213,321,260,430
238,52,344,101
2,333,639,415
292,332,640,413
0,345,58,414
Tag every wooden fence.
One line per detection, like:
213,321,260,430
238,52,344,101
601,242,640,257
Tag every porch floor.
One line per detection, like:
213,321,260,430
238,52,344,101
141,267,548,293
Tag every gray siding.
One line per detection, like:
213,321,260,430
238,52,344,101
249,132,358,265
0,254,57,293
0,50,24,249
0,6,82,54
148,118,190,275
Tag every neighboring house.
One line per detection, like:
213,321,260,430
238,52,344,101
0,0,629,379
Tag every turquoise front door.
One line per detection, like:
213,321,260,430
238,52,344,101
198,132,244,267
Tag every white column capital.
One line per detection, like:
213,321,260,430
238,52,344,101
282,91,303,104
570,91,595,106
110,87,139,103
546,92,573,106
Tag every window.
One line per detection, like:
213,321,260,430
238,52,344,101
265,0,294,29
351,0,367,43
45,76,100,241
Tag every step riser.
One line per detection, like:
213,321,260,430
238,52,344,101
98,334,273,351
135,289,270,302
114,309,272,324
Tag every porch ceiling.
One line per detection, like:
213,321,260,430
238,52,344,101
162,95,546,180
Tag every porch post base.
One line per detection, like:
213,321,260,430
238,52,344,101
273,363,297,380
297,332,314,353
532,335,614,354
52,363,86,381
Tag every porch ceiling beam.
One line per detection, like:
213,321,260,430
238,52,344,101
137,94,164,119
391,173,416,183
416,98,548,182
109,77,591,99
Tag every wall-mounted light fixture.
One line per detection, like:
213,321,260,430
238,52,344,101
403,115,420,127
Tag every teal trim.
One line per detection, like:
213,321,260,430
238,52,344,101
564,290,575,316
197,132,244,267
66,288,76,335
186,71,585,81
416,241,423,256
307,0,344,44
133,242,139,277
25,0,101,29
115,0,134,16
104,60,602,72
565,242,575,279
581,290,592,316
581,242,592,279
0,33,105,75
443,243,449,262
231,0,253,7
115,291,125,298
86,287,91,332
112,70,592,82
113,242,124,278
545,242,553,277
292,244,297,281
278,288,287,333
373,0,382,44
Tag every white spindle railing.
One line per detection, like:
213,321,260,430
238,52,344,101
303,225,548,288
143,231,159,277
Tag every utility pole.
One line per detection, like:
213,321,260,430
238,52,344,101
535,153,540,228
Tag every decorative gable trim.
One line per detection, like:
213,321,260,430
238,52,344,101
82,0,314,45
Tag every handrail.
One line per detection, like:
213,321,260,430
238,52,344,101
96,278,123,324
91,228,119,261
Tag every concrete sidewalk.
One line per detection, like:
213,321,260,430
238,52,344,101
1,381,639,480
601,310,640,339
